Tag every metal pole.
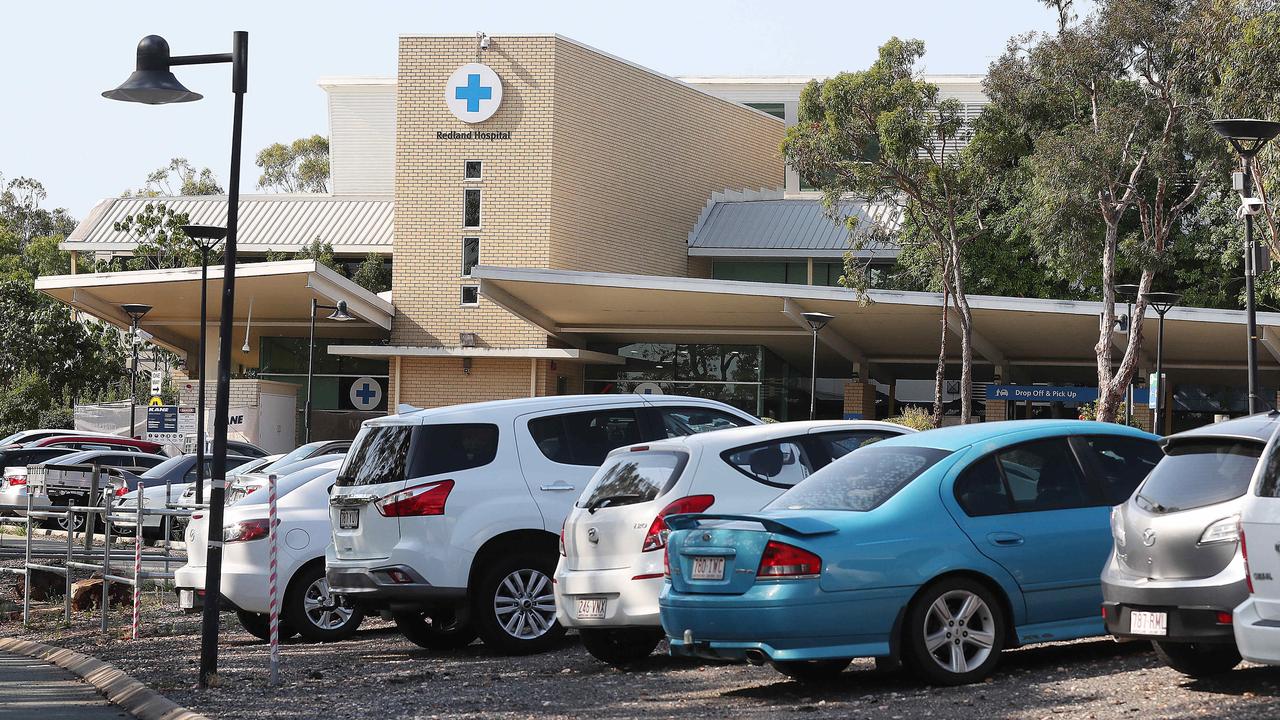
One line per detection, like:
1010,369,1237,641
86,463,99,550
267,473,280,686
1245,158,1261,415
809,327,818,421
129,318,140,437
196,245,209,506
23,491,31,626
163,478,172,576
305,298,317,443
1156,313,1166,434
102,488,112,634
64,509,73,622
1126,298,1134,426
200,30,247,689
133,482,143,639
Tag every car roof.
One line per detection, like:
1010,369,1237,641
1163,411,1280,445
867,419,1157,452
367,394,754,426
611,420,913,454
48,450,167,463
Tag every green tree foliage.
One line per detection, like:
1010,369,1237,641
351,252,392,294
112,202,218,271
124,158,223,197
256,135,330,193
0,176,76,249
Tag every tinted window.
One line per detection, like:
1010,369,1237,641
577,451,688,509
814,430,898,460
408,424,499,477
141,456,192,479
528,409,642,467
997,439,1093,512
1260,443,1280,498
723,438,817,488
1137,439,1261,512
1082,436,1163,504
659,407,753,437
954,456,1011,516
335,426,412,487
766,446,951,512
464,188,481,227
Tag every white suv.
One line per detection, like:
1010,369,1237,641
325,394,759,654
555,420,912,665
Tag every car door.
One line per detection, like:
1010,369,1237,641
946,435,1112,625
1242,434,1280,612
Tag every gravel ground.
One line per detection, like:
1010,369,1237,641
4,565,1280,720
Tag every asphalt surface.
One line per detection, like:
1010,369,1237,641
0,650,128,720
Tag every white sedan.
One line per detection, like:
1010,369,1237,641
174,459,363,642
555,419,913,665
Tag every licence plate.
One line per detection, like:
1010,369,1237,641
691,556,725,580
339,508,359,530
1130,610,1168,636
178,589,194,609
576,597,606,619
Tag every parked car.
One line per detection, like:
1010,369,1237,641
175,460,363,642
0,428,104,449
327,395,760,655
27,434,165,455
225,440,269,458
1102,413,1274,676
229,453,348,504
0,447,88,513
1233,416,1280,667
110,453,255,539
556,420,913,665
179,454,282,505
660,420,1160,686
24,450,168,531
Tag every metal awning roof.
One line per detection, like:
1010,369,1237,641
687,197,900,259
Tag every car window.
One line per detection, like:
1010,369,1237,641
1138,439,1261,512
1081,436,1163,505
659,407,753,437
409,424,499,477
577,451,688,509
766,445,951,512
335,426,412,487
528,409,642,467
722,438,817,488
954,455,1011,516
996,439,1094,512
814,430,899,461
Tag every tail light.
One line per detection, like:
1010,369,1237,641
559,519,567,556
663,547,671,577
114,484,129,497
1241,519,1254,594
757,540,822,579
375,480,453,517
224,518,270,543
5,475,25,487
642,495,715,552
1216,611,1233,625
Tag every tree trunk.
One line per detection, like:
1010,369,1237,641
1094,220,1120,422
1105,269,1153,423
934,277,949,428
950,249,974,423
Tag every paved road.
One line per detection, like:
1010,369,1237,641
0,651,128,719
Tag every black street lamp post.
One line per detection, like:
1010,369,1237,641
121,304,152,438
1145,292,1181,435
801,312,834,421
1116,284,1140,426
105,31,248,688
1211,118,1280,414
306,299,354,442
180,225,227,507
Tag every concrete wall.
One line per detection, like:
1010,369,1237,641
323,79,397,195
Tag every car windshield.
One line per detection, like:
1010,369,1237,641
766,445,952,512
1135,439,1262,513
140,455,190,479
577,451,689,510
267,442,326,470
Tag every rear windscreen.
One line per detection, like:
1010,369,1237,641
1135,439,1262,513
577,451,688,510
335,423,499,487
766,445,951,512
336,426,412,487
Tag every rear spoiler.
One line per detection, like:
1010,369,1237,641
665,512,838,536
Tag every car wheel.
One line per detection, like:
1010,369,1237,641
235,610,298,642
472,552,565,654
54,506,85,532
904,577,1006,686
772,658,853,683
1153,640,1241,677
393,609,478,650
286,564,365,642
579,628,663,666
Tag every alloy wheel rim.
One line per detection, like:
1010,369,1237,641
923,589,996,675
493,568,556,640
57,513,84,532
302,577,354,630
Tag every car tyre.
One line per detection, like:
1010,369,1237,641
579,628,663,666
772,658,852,683
285,563,365,642
904,577,1006,686
394,609,478,650
472,551,565,655
236,610,298,642
1153,640,1241,677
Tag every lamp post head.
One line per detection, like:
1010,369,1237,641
103,35,203,104
326,300,354,322
1211,119,1280,159
121,303,153,322
1144,291,1182,316
801,311,834,332
1115,283,1141,301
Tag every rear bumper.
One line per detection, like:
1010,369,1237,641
325,561,467,608
1101,602,1237,643
554,562,663,629
1234,597,1280,665
1101,560,1246,643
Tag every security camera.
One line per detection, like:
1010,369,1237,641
478,32,490,50
1241,197,1265,216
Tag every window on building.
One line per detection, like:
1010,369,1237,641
460,286,479,306
464,160,483,180
464,188,481,227
745,102,785,120
462,237,480,277
711,261,808,285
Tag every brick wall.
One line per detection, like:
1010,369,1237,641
397,356,533,408
842,381,877,420
177,378,293,408
984,400,1007,423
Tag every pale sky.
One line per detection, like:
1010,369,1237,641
0,1,1065,217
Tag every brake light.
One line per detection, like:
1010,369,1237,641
757,540,822,578
224,518,270,543
114,484,128,497
559,519,567,557
375,480,453,517
1241,519,1254,594
630,446,650,452
642,495,714,552
1216,611,1233,625
5,475,25,487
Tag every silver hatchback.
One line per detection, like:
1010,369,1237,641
1101,412,1280,677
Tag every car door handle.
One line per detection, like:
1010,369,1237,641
540,483,576,492
987,532,1025,547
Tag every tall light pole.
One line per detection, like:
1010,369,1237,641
1145,292,1181,435
180,225,226,507
1116,283,1140,426
1211,118,1280,414
306,299,354,442
802,312,833,420
105,31,248,688
121,304,152,438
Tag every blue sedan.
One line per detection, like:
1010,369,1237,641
660,420,1162,685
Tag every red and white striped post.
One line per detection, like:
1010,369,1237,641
267,473,280,685
132,481,143,640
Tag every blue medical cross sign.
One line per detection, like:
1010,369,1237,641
455,73,492,113
354,382,377,406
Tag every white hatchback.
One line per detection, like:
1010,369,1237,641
1236,424,1280,664
554,419,913,665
